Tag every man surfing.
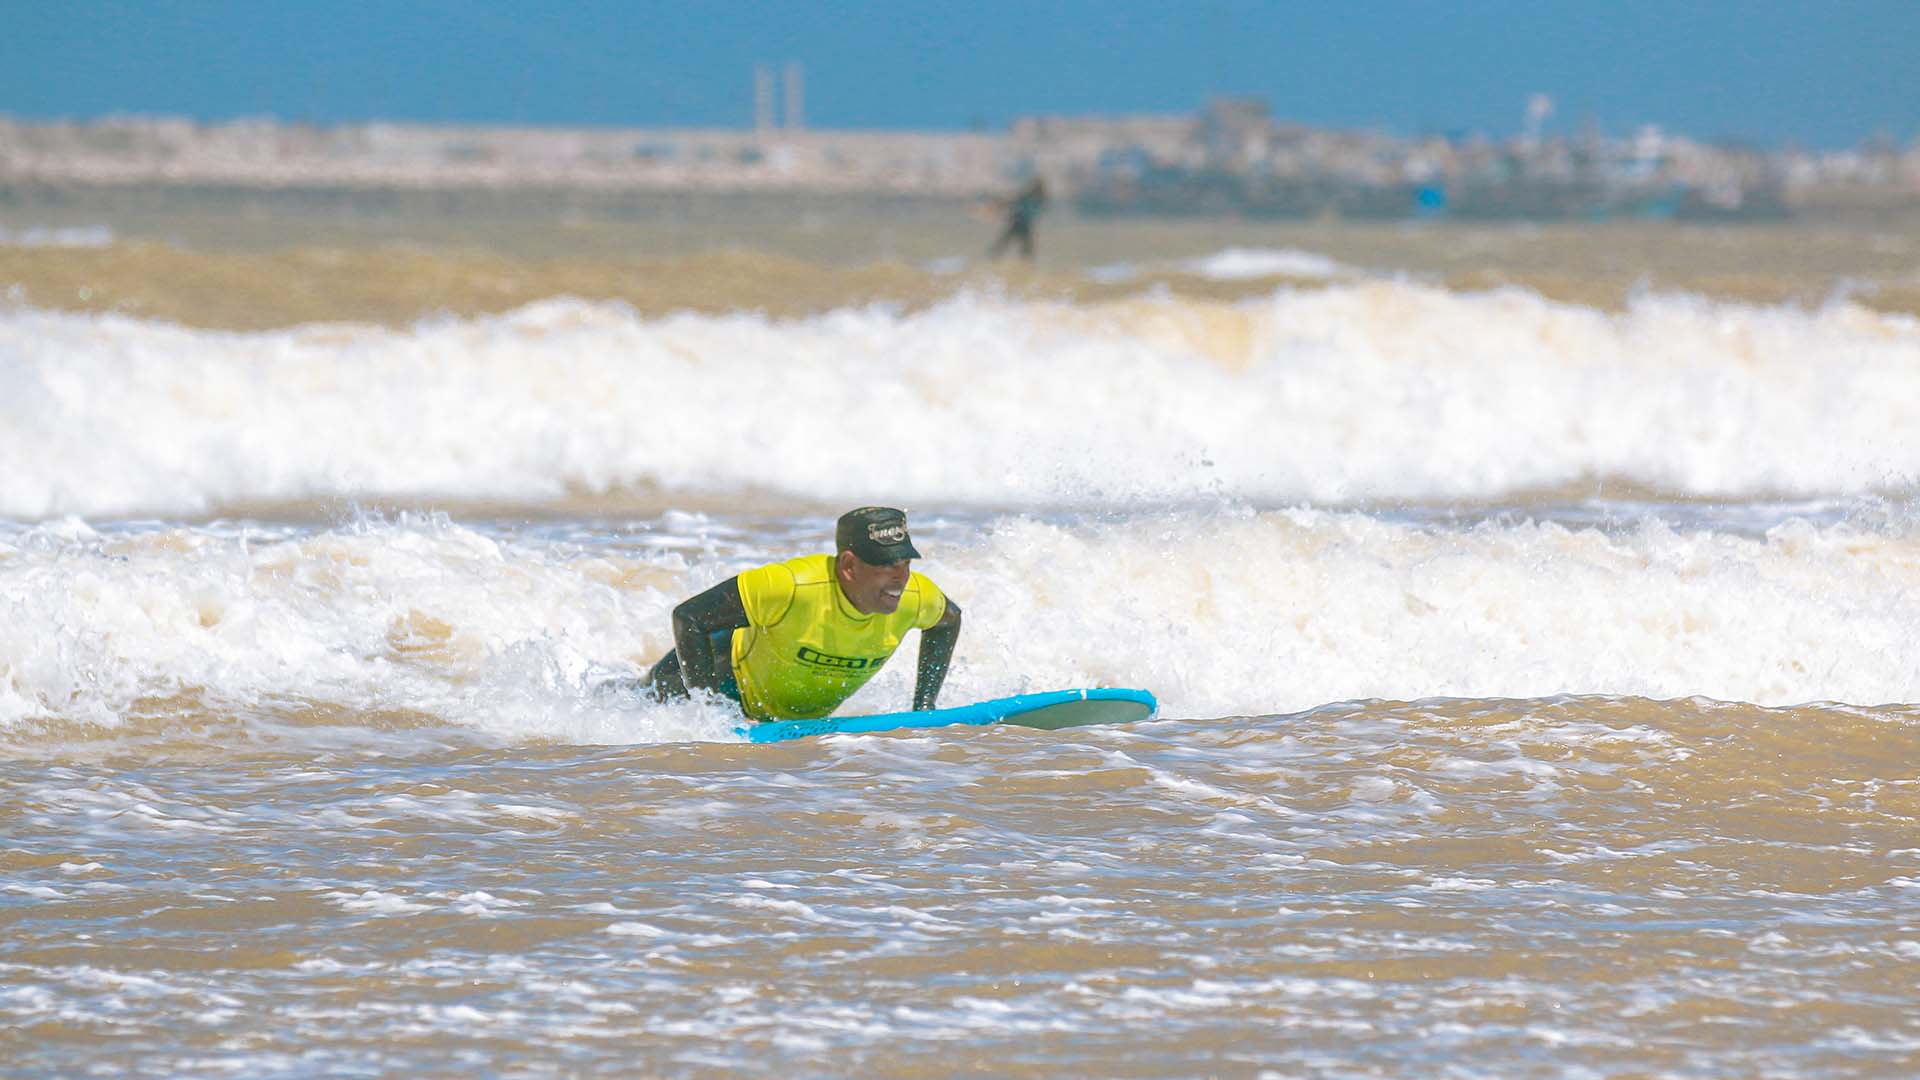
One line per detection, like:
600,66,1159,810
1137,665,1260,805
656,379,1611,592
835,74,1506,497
644,507,962,723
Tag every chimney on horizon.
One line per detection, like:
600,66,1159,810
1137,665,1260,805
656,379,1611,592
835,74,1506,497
754,64,775,135
784,62,804,131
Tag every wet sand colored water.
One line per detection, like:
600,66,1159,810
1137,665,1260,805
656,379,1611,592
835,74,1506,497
3,194,1919,1076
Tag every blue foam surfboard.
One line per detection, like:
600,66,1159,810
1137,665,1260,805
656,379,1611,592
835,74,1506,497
738,687,1158,743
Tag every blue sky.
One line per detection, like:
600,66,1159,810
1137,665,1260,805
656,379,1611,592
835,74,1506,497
5,1,1915,147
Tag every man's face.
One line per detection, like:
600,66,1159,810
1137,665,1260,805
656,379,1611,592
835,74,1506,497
837,550,912,614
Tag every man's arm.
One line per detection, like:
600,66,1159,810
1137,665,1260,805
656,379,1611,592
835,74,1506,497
672,577,750,693
912,598,962,711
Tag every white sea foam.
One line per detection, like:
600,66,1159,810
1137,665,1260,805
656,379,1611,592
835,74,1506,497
1174,247,1353,280
0,224,115,248
3,284,1917,519
1090,247,1353,282
3,509,1918,744
926,508,1920,718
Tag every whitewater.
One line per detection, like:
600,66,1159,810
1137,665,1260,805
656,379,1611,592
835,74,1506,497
4,281,1917,520
5,262,1919,1077
4,506,1919,741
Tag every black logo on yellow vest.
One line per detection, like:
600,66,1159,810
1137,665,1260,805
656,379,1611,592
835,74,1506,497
796,646,880,671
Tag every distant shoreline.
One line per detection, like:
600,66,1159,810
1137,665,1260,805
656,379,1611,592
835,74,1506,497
5,178,1918,231
6,111,1916,224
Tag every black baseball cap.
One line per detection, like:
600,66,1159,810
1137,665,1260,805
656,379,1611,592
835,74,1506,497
836,506,921,565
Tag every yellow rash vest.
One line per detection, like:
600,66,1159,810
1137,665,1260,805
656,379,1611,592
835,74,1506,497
729,554,947,721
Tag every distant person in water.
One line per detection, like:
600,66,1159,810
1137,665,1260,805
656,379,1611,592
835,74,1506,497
644,507,962,723
988,177,1047,260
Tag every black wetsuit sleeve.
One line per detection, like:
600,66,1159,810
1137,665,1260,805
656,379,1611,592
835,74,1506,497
672,577,750,693
913,598,962,711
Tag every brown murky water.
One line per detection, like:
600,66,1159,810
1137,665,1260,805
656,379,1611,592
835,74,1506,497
3,193,1919,1075
5,688,1918,1076
4,504,1918,1076
4,188,1918,329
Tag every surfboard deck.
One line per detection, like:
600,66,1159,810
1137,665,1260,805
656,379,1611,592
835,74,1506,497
738,687,1157,743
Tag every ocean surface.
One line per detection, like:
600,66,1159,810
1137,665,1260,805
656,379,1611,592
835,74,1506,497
3,209,1919,1076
